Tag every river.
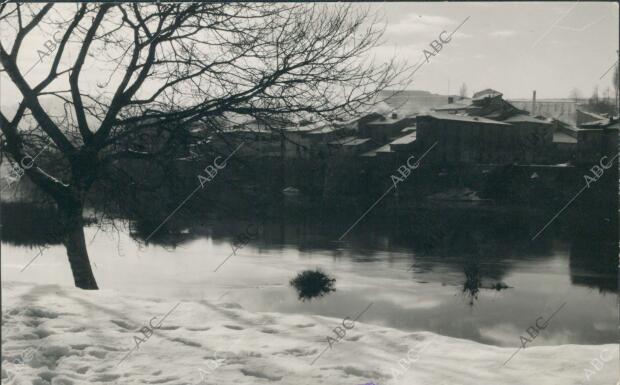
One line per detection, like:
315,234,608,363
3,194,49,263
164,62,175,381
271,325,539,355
1,203,617,348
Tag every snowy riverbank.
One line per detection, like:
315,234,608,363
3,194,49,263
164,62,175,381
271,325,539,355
1,281,617,385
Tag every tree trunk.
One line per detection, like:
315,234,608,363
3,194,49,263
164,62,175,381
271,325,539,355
60,202,99,290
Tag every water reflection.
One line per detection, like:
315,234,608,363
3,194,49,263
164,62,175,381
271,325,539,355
461,258,512,306
568,212,618,293
129,219,198,247
1,201,617,346
3,201,617,297
462,259,482,306
0,203,64,246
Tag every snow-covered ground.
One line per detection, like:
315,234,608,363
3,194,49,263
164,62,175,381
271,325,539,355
1,281,618,385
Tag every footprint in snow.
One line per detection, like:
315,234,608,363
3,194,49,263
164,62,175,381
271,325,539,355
281,347,316,357
143,375,179,384
157,325,179,331
87,349,108,359
90,373,120,382
240,368,283,381
337,366,385,380
76,366,90,374
100,345,123,352
172,337,202,347
186,326,211,331
295,323,315,328
24,319,44,327
110,319,134,330
23,308,59,319
33,328,53,338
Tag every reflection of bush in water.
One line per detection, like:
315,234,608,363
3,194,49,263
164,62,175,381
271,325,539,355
1,203,67,246
462,262,481,306
289,269,336,301
462,259,511,306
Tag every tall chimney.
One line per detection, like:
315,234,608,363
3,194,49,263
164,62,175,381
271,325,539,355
532,90,537,114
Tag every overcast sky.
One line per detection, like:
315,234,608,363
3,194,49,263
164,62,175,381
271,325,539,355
0,2,618,107
369,1,618,99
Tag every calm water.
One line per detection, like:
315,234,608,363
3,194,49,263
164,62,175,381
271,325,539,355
1,203,617,348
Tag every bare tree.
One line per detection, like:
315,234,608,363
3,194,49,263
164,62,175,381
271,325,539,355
569,87,582,102
613,63,619,114
590,85,599,103
459,82,467,98
0,3,407,289
603,86,611,102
